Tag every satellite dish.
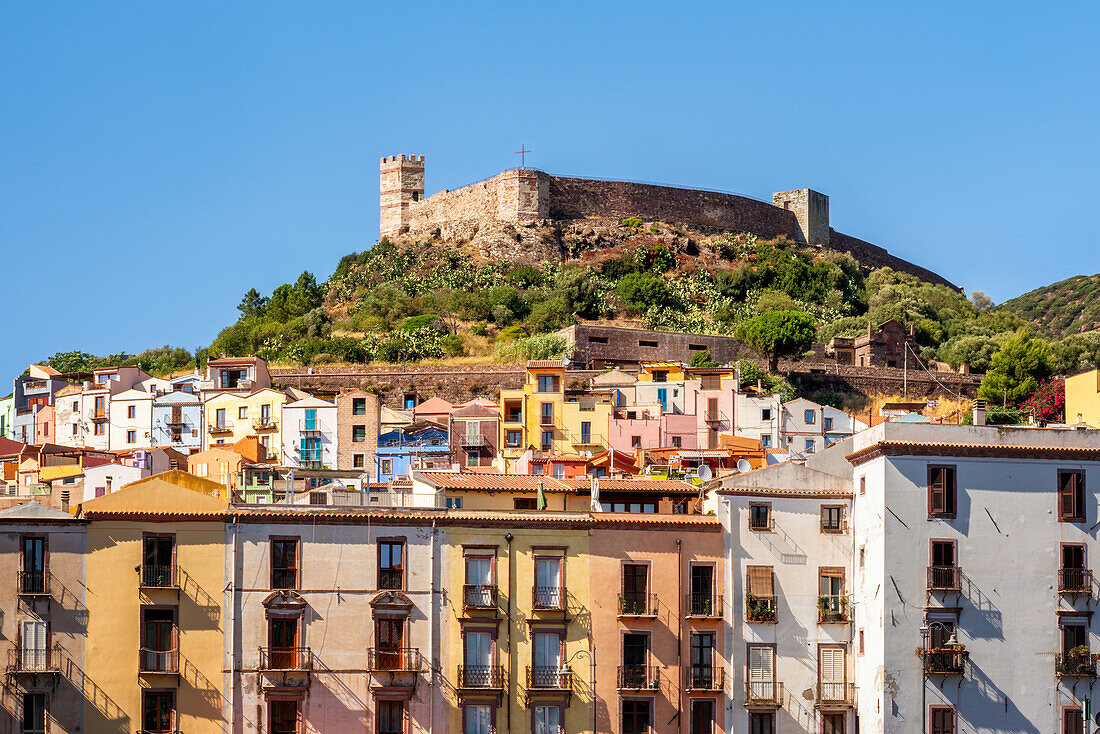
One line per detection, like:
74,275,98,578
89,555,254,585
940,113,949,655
697,465,713,482
736,459,752,473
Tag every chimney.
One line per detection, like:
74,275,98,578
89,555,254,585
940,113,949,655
60,490,70,513
106,475,113,494
972,400,986,427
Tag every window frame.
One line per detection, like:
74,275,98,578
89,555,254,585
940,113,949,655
270,537,301,591
927,464,957,519
748,503,772,531
378,538,406,591
928,705,956,734
820,505,844,533
375,698,407,734
268,696,302,734
1059,469,1086,523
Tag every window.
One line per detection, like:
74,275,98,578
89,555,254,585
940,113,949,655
621,564,649,614
859,476,866,495
928,465,957,518
653,370,668,383
379,540,405,590
271,538,300,590
552,463,565,479
20,619,46,672
749,712,774,734
238,406,248,420
1062,544,1088,592
690,632,715,687
378,700,405,734
270,699,300,734
671,435,682,448
126,404,135,419
823,416,834,432
673,500,687,515
534,705,560,734
215,407,227,429
821,506,843,532
622,699,651,734
94,423,105,436
819,569,845,621
1064,707,1084,734
1061,616,1089,656
639,339,658,348
403,395,416,410
352,425,366,443
822,713,846,734
621,632,650,685
467,451,479,467
142,535,175,587
72,423,78,437
464,553,496,607
534,556,563,608
353,454,365,468
20,536,46,594
689,565,714,615
805,439,815,453
127,430,137,444
141,608,177,673
804,409,816,424
580,421,592,443
859,629,865,655
601,502,657,513
142,690,176,734
690,700,714,734
352,397,367,415
537,375,558,393
631,435,642,449
541,430,553,452
747,645,776,698
540,402,554,425
760,408,772,421
22,693,46,734
220,369,246,389
446,497,463,509
380,459,393,476
760,434,771,448
515,497,537,510
506,430,522,448
749,503,771,531
930,706,955,734
588,335,609,344
1060,470,1086,523
464,704,492,734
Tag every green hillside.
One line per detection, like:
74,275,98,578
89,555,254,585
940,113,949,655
999,273,1100,336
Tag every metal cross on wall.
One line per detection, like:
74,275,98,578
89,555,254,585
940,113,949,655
515,145,531,169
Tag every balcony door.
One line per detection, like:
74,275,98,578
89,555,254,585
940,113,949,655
533,705,560,734
622,700,651,734
215,408,226,428
533,632,560,686
466,556,493,607
465,705,492,734
269,618,299,669
691,633,714,687
376,617,404,670
20,620,46,671
622,563,648,612
142,609,176,672
142,691,175,734
819,645,846,700
143,536,175,587
270,700,299,734
622,633,649,687
465,631,492,686
691,565,714,614
747,645,774,699
21,537,45,594
535,558,562,608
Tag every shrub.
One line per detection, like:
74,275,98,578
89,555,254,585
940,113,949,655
616,272,671,312
441,334,466,357
471,322,489,337
497,325,529,341
495,333,570,362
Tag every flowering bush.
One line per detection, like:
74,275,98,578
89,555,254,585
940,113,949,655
1021,377,1065,422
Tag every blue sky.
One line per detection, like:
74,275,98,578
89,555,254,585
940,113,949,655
2,2,1097,381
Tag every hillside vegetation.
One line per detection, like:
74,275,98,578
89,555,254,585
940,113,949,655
1000,273,1100,336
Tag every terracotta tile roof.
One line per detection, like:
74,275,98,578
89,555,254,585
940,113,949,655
561,478,699,494
847,439,1100,466
414,471,570,492
526,360,564,369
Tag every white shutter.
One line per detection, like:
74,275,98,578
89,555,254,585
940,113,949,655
820,646,845,684
534,633,559,669
21,620,46,670
748,645,773,681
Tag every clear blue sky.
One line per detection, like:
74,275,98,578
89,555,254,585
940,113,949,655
2,2,1097,381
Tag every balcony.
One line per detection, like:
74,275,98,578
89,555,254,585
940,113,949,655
260,647,312,672
922,646,968,676
704,410,726,423
89,407,109,422
527,665,573,691
1056,649,1096,678
685,593,722,618
207,420,234,435
17,570,49,597
140,564,178,589
139,647,179,675
463,584,498,611
817,595,850,624
745,595,777,623
539,415,555,427
618,592,658,617
816,682,856,709
6,645,62,676
504,413,523,425
685,664,724,691
532,586,566,611
570,432,606,448
617,665,659,690
927,565,961,592
743,679,783,708
460,433,493,448
1059,568,1093,595
23,380,49,393
458,665,505,690
368,648,421,672
253,417,279,431
378,569,404,591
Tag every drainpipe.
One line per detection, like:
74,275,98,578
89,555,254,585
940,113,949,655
505,532,514,734
227,514,238,734
430,518,438,734
676,538,683,734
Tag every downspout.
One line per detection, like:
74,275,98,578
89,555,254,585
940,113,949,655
430,518,438,734
676,538,683,734
505,532,514,734
227,514,238,734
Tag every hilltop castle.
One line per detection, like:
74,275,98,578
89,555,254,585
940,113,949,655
379,154,955,288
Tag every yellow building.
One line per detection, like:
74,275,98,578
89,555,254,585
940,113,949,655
203,388,287,462
78,479,229,734
635,361,686,382
1066,368,1100,426
441,513,593,734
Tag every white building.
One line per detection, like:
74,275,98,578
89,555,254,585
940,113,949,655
281,397,339,469
733,388,782,449
717,420,1100,733
781,397,827,455
81,460,147,501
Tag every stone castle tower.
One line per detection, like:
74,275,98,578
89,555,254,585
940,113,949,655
773,189,830,245
379,154,425,236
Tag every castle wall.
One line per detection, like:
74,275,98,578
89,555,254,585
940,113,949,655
828,230,956,289
547,176,798,236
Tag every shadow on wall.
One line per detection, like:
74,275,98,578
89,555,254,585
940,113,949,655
959,660,1036,733
177,568,222,629
72,656,129,734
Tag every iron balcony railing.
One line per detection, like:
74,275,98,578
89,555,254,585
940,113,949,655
460,433,494,448
259,647,312,672
463,584,498,610
817,682,856,707
927,565,961,591
379,569,404,590
539,414,555,426
685,664,724,690
527,665,572,690
1060,568,1093,594
617,665,659,690
569,432,606,447
136,728,180,734
686,593,722,617
744,679,783,707
618,592,658,616
458,664,504,689
745,595,777,623
1056,650,1096,677
253,417,279,431
89,407,109,421
139,647,179,674
704,410,726,423
532,586,566,610
18,570,48,596
367,648,420,672
140,564,178,589
7,645,62,674
207,420,233,434
271,568,298,590
923,647,968,675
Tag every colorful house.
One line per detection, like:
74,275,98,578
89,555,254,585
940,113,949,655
1067,368,1100,426
152,388,203,452
451,401,502,471
78,480,229,734
335,389,380,472
376,420,449,481
499,361,569,472
198,356,271,401
281,396,338,469
202,388,287,462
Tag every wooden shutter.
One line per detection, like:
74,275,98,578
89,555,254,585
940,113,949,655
929,467,945,515
1065,708,1084,734
931,708,955,734
819,646,844,684
748,646,773,682
747,566,773,597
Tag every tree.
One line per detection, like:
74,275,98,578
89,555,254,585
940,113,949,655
978,329,1054,406
237,288,268,318
616,272,670,312
690,349,717,368
970,290,994,312
734,310,816,372
1021,377,1065,423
